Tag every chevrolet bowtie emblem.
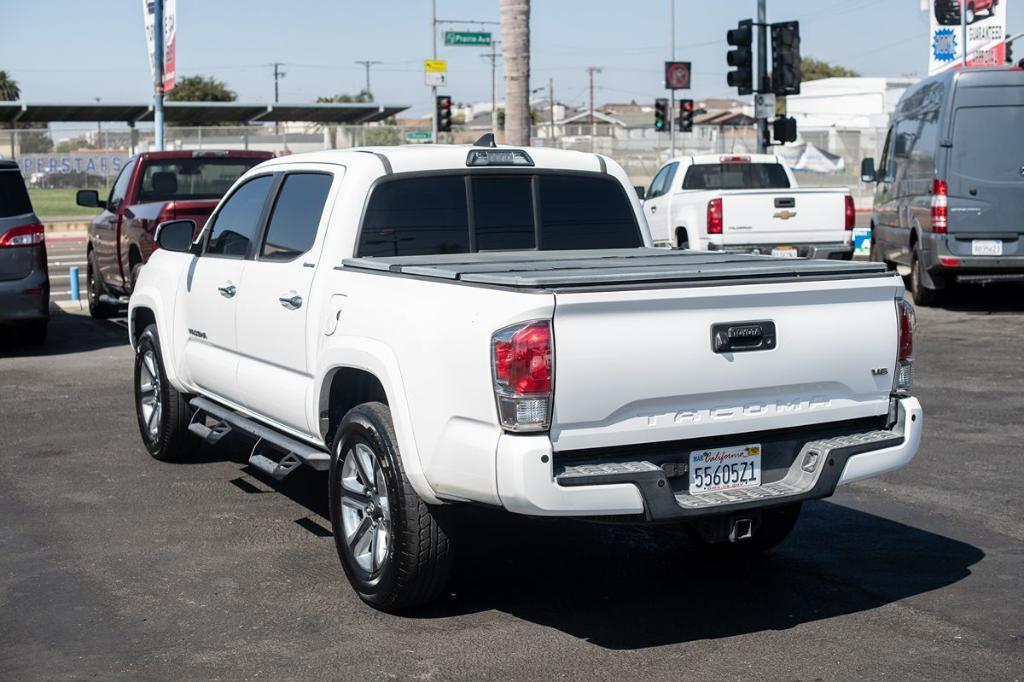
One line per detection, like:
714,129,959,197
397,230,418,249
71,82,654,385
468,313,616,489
773,210,797,220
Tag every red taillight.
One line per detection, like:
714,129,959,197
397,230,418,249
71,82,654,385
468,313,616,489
719,155,750,164
894,298,914,394
844,195,856,230
931,179,948,234
0,222,45,248
492,320,553,432
707,198,723,235
939,256,960,267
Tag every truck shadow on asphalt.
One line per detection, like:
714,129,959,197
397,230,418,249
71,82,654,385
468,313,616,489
923,282,1024,313
223,444,983,650
0,307,128,358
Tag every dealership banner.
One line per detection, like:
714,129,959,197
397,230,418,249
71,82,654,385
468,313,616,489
929,0,1008,74
144,0,177,92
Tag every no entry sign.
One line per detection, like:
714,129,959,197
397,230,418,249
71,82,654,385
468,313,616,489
664,61,691,90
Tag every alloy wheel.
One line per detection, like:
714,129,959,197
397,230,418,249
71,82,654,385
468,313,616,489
138,350,163,441
339,442,391,575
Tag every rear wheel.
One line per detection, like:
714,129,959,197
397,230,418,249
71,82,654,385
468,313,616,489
910,242,942,307
87,252,117,319
134,324,199,461
328,402,455,610
675,227,690,250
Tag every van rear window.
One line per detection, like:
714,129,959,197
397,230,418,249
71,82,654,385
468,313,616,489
0,170,32,218
952,106,1024,183
357,173,641,257
682,163,791,190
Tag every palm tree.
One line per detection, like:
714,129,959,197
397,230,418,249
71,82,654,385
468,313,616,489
500,0,530,146
0,70,21,101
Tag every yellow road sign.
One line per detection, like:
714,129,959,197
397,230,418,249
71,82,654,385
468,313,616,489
424,59,448,73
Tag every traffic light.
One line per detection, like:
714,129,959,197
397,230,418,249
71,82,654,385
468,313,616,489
771,21,801,96
679,99,694,132
773,116,798,144
436,95,453,133
726,19,753,96
654,98,669,132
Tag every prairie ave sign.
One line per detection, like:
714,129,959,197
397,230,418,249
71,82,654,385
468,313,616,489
445,31,492,46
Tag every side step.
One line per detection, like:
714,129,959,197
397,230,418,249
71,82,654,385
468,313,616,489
189,397,331,479
98,293,130,307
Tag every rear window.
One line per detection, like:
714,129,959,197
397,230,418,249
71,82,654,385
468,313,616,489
682,163,791,190
357,173,641,257
137,158,265,202
0,170,33,218
951,106,1024,183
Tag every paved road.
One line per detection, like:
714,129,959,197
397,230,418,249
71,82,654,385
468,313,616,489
1,286,1022,680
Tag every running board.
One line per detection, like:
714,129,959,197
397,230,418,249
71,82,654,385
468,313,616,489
98,294,129,307
189,397,331,476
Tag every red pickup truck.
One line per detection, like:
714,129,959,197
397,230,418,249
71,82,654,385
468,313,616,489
77,149,273,318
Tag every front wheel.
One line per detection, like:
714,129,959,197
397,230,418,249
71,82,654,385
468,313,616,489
910,243,943,307
328,402,455,610
134,324,199,461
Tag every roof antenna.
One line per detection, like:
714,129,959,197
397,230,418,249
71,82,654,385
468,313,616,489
473,133,497,148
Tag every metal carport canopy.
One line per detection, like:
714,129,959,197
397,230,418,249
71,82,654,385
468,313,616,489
0,101,408,125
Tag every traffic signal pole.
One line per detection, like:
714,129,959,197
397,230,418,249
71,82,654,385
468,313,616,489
154,0,165,151
756,0,768,153
431,0,438,143
669,0,676,158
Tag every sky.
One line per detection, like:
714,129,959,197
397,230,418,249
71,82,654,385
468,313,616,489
2,0,1022,119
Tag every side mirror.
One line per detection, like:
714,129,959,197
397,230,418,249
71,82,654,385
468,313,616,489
860,158,877,183
76,189,105,209
155,219,197,253
634,185,646,200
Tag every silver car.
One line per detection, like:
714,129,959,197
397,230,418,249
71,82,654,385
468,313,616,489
0,161,48,345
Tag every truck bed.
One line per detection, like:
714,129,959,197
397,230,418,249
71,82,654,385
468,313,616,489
341,248,887,289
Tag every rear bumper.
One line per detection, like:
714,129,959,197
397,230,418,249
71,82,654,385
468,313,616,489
708,241,854,260
0,270,49,323
922,232,1024,280
495,397,922,520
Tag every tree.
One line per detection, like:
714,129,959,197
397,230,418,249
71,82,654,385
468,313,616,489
0,70,20,101
317,90,371,104
166,75,236,102
802,57,859,81
500,0,531,145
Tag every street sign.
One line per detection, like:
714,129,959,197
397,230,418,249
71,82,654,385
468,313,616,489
424,59,448,73
755,93,776,119
425,71,447,86
445,31,492,46
664,61,691,90
405,131,432,142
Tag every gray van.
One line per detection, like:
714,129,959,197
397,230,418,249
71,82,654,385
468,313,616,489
861,67,1024,305
0,160,48,344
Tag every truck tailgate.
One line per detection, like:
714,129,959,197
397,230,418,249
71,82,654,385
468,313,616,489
721,188,848,245
550,275,901,451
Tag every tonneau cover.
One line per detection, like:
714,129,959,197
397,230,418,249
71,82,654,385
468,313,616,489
341,248,888,288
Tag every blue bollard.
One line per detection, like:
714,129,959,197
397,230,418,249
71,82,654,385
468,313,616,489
70,266,80,301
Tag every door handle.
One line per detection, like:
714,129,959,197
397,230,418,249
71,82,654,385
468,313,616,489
218,283,237,298
650,205,657,213
279,294,303,310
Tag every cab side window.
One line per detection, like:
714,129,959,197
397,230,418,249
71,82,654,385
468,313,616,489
260,173,334,261
878,127,895,182
205,175,274,258
647,162,678,199
107,159,136,209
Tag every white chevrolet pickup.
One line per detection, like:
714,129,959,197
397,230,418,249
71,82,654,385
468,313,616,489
129,142,922,610
643,153,856,258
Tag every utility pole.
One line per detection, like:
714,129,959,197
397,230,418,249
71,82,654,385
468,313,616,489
271,62,286,134
961,2,968,66
355,60,381,99
154,0,165,151
481,42,501,137
669,0,675,158
431,0,438,143
756,0,768,153
587,66,601,152
548,77,555,145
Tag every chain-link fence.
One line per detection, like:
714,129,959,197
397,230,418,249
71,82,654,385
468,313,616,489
2,122,885,203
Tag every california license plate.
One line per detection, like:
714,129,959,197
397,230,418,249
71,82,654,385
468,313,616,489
689,444,762,494
972,240,1003,256
771,246,799,258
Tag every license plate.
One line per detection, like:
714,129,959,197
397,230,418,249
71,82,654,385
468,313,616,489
771,246,798,258
972,240,1003,256
689,444,762,494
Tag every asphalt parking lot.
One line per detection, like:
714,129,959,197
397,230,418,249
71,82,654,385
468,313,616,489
1,287,1022,680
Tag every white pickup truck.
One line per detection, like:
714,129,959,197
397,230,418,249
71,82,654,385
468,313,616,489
129,143,922,610
643,153,856,259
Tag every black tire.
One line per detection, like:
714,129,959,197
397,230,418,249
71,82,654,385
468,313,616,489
134,324,199,461
87,251,117,319
690,503,802,557
675,227,690,250
328,402,455,611
20,320,48,346
910,243,941,307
